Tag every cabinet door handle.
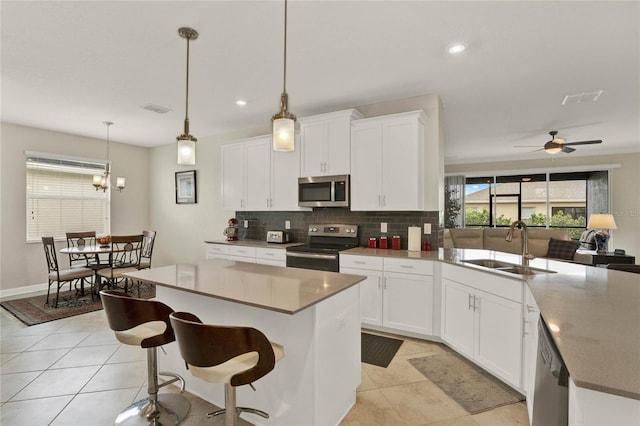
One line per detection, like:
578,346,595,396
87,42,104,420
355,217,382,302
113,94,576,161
382,195,386,206
400,265,414,269
468,294,474,310
473,296,479,312
378,195,382,207
383,277,387,290
354,261,366,264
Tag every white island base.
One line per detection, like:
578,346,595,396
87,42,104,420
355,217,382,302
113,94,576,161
156,284,361,426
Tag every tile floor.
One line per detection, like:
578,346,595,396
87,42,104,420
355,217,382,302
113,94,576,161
1,306,529,426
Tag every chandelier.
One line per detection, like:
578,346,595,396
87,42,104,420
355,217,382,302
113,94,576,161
93,121,126,192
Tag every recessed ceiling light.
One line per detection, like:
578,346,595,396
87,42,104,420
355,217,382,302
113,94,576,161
448,42,467,54
236,100,247,107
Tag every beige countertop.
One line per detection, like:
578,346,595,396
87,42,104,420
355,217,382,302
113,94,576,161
343,246,640,400
125,258,365,315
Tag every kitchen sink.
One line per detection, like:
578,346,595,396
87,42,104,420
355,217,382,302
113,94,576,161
463,259,514,269
463,259,556,276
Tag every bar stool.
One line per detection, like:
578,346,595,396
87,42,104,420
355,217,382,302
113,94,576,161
100,290,190,426
169,311,285,426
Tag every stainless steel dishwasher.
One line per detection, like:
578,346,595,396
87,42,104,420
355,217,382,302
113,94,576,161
532,317,569,426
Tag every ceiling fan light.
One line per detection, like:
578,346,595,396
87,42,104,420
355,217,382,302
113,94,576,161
545,146,562,154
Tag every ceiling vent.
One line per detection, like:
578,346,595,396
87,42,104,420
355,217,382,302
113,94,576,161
141,103,173,114
561,90,603,105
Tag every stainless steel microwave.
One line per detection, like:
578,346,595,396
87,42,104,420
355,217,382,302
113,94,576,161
298,175,350,208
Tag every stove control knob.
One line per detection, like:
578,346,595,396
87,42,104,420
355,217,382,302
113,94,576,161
310,227,317,232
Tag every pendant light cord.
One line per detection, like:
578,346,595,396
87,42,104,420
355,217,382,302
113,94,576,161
282,0,288,94
185,36,191,121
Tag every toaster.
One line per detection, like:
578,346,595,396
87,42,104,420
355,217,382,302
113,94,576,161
266,230,290,244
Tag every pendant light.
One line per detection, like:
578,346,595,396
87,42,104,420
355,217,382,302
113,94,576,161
176,27,198,165
93,121,126,192
271,0,296,151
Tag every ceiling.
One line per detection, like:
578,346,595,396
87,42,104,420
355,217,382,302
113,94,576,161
2,1,639,164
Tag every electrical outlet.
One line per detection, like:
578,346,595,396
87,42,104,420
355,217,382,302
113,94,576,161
244,220,249,228
424,223,431,234
285,220,291,230
381,222,387,233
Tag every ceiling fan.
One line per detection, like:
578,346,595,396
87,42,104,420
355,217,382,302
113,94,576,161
515,130,603,154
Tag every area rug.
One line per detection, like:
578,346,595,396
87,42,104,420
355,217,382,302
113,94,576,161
408,350,524,414
1,284,155,326
361,332,404,368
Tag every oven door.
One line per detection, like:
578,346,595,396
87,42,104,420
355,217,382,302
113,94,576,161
286,251,339,272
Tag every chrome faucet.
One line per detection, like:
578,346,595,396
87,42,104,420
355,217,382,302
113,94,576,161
506,221,535,266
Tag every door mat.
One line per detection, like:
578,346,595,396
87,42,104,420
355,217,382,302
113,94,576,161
361,332,403,368
1,284,155,326
408,350,524,414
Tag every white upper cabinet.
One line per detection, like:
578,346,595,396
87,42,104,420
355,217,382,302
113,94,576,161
299,109,363,177
221,135,307,211
351,110,432,211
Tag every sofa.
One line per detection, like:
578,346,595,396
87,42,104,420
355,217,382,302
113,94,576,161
443,228,592,264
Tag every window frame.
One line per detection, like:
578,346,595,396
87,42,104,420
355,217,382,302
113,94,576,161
25,151,111,243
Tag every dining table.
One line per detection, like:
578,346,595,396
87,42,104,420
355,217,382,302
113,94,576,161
59,244,113,295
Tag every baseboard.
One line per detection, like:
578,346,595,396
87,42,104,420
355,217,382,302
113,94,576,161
0,282,48,302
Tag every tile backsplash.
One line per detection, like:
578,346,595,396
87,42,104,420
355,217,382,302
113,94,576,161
234,209,442,249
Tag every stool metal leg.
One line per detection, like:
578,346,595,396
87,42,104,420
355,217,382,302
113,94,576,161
208,384,269,425
114,347,190,426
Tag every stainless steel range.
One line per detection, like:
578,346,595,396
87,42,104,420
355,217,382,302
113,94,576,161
286,224,359,272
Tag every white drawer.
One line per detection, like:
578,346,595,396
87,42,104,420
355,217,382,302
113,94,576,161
384,258,433,276
340,254,383,271
229,246,257,258
256,247,286,262
206,243,230,258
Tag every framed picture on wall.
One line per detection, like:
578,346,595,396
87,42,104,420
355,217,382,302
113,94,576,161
175,170,197,204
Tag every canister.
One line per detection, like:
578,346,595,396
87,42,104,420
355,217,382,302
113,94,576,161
392,236,401,250
379,236,388,249
368,237,377,248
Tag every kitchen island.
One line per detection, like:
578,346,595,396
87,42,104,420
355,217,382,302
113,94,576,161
125,259,366,426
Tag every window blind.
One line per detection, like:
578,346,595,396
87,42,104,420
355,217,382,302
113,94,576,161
26,154,109,242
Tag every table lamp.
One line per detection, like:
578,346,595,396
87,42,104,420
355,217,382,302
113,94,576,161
587,213,617,253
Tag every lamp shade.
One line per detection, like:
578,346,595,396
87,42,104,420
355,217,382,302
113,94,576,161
177,138,196,165
587,213,617,230
272,117,295,151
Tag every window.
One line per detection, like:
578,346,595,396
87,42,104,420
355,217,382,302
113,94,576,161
463,171,608,239
26,153,109,242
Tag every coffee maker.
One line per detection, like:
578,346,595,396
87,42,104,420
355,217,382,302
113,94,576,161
224,218,238,241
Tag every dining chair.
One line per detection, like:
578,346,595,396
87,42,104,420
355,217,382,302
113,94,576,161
138,230,157,270
65,231,103,269
42,237,95,308
97,234,143,294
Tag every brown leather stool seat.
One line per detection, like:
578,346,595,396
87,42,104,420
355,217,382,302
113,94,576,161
100,290,190,426
169,311,284,426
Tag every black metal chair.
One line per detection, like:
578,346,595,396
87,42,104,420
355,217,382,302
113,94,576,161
138,230,157,270
97,234,143,293
100,290,190,426
169,311,284,426
42,237,94,307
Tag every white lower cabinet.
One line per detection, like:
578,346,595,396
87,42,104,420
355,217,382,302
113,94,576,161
341,255,433,336
442,264,524,389
205,243,287,266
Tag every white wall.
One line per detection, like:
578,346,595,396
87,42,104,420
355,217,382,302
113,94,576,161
0,123,149,293
445,153,640,262
148,126,270,268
